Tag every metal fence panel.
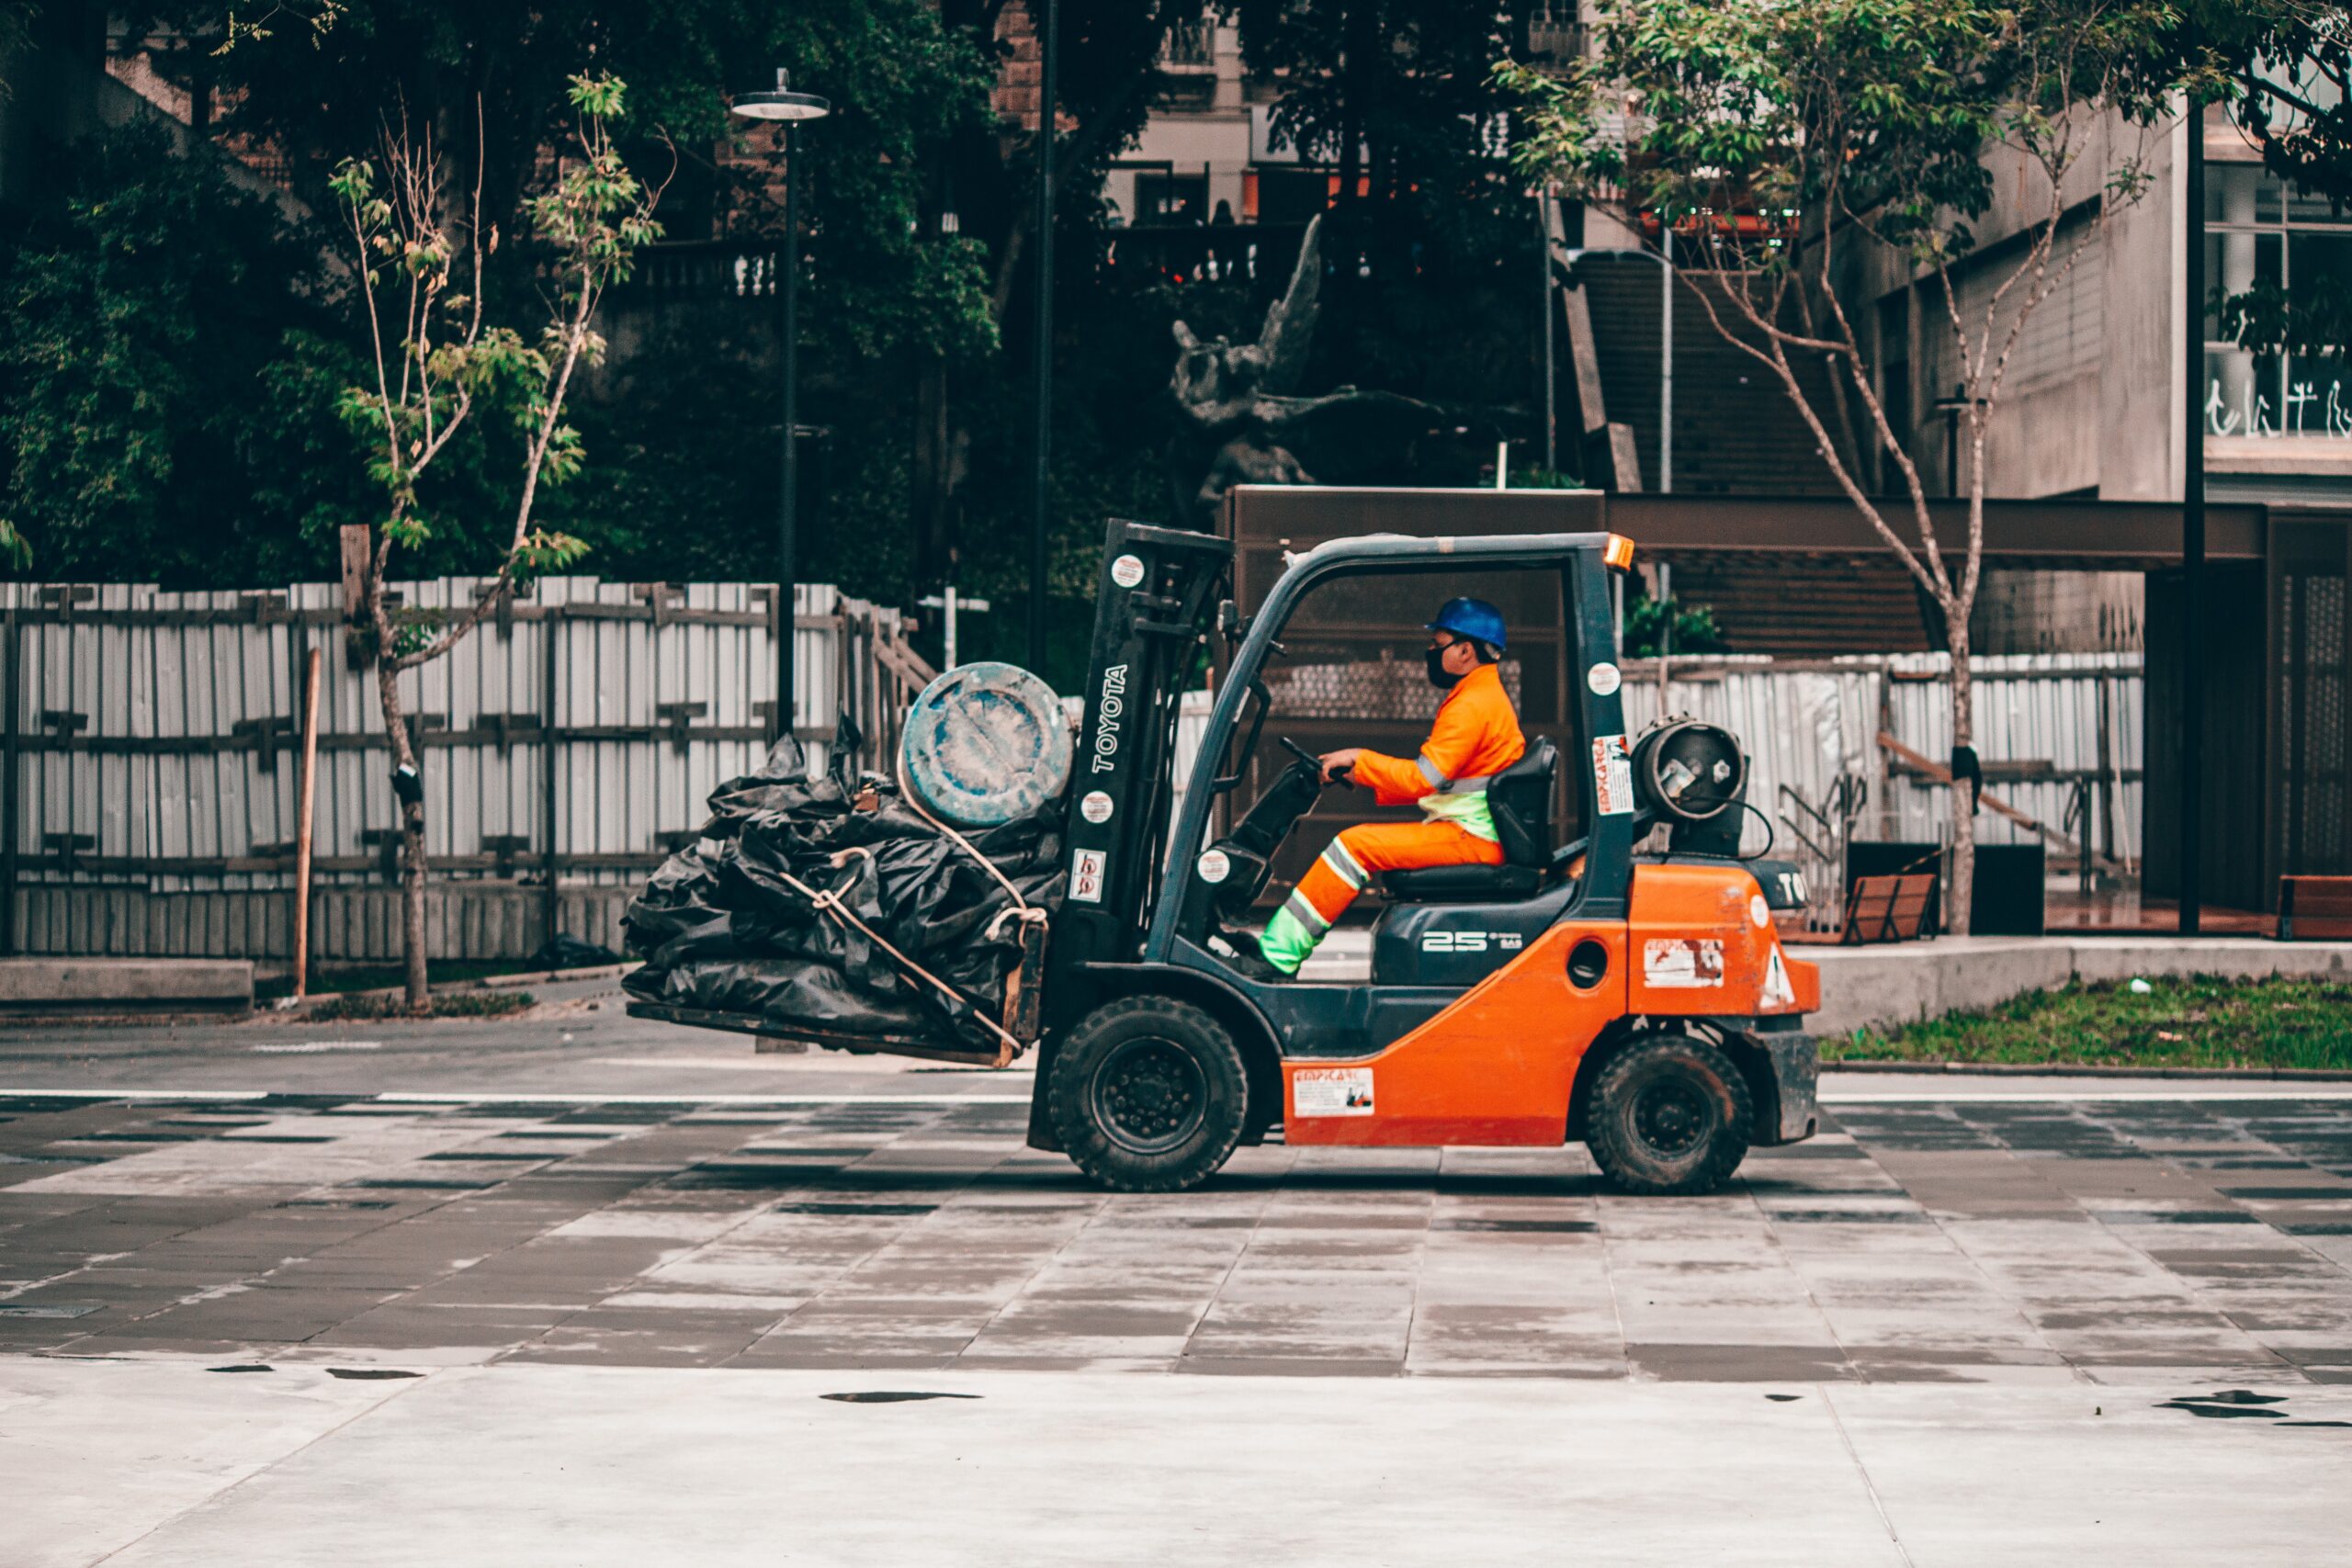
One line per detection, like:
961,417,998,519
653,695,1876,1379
0,576,931,961
1168,652,2143,928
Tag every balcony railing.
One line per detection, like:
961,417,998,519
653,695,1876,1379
611,241,786,299
1526,7,1585,62
1162,16,1214,70
1096,222,1324,293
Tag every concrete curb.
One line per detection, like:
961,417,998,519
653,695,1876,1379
480,962,637,990
1824,1060,2352,1081
1808,935,2352,1035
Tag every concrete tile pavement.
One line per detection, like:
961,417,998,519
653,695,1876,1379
6,1090,2352,1382
6,1358,2346,1568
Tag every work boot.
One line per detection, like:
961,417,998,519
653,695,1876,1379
1210,934,1293,985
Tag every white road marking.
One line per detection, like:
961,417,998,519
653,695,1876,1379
1819,1087,2352,1102
2,1084,2348,1107
250,1042,385,1055
376,1091,1038,1106
592,1054,1033,1075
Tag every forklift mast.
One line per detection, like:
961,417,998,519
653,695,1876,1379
1052,520,1233,976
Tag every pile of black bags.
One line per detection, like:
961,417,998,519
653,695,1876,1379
622,740,1065,1047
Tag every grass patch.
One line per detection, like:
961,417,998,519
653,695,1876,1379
305,988,535,1022
1825,974,2352,1070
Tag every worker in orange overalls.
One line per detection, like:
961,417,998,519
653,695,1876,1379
1256,597,1525,976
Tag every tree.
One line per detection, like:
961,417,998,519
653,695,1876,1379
333,73,663,1010
1503,0,2201,931
0,123,374,582
1225,0,1528,272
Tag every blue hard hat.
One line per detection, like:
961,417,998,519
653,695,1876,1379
1426,596,1507,651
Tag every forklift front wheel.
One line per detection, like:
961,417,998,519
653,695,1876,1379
1586,1033,1754,1196
1049,997,1249,1193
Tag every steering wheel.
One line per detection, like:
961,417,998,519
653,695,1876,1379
1278,735,1343,784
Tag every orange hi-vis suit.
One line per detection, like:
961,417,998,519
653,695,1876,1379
1257,661,1527,974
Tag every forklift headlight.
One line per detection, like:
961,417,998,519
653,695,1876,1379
1603,534,1636,572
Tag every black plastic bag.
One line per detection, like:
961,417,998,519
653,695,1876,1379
623,738,1062,1048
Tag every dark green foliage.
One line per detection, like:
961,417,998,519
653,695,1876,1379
1622,593,1727,660
0,125,372,582
2191,1,2352,215
755,0,999,367
7,0,1557,666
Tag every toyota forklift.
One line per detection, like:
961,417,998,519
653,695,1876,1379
629,515,1822,1193
1032,518,1820,1194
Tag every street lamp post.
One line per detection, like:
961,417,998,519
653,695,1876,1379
732,70,831,745
1029,0,1058,674
2181,98,2207,935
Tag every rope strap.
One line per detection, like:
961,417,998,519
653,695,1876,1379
781,854,1024,1056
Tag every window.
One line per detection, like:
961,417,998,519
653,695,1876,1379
2204,163,2352,438
1254,167,1330,224
1134,171,1208,226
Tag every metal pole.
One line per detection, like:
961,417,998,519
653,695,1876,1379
541,611,560,947
2180,102,2206,934
1659,225,1673,495
779,122,804,738
292,648,322,998
1540,191,1556,472
0,611,16,957
1028,0,1057,673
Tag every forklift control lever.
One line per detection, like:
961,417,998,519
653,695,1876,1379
1276,734,1334,782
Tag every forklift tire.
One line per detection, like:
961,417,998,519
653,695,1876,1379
1048,997,1249,1193
1586,1033,1753,1196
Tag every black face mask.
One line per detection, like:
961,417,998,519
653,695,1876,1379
1425,647,1463,690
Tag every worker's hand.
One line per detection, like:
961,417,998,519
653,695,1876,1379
1318,748,1364,784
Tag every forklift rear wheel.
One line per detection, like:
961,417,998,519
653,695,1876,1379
1049,997,1249,1193
1587,1033,1753,1195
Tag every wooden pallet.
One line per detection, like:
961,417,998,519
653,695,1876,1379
622,1001,1007,1067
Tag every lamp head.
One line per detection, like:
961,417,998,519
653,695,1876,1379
732,68,831,123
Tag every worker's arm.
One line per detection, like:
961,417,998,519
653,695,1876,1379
1348,698,1485,807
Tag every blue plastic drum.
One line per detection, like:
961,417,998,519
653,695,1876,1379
899,661,1073,827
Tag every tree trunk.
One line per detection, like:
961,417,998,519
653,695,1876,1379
1946,615,1975,937
373,649,431,1012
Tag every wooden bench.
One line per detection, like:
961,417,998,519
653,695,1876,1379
2278,876,2352,941
1842,873,1937,944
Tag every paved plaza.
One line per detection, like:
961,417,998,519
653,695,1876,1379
5,995,2350,1562
5,1086,2352,1379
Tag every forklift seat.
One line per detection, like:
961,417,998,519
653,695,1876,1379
1380,738,1557,902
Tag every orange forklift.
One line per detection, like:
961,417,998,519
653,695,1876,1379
632,517,1822,1194
1030,519,1820,1193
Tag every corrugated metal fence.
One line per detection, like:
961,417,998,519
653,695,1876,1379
0,577,931,964
1171,653,2143,926
1615,652,2142,929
